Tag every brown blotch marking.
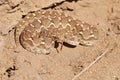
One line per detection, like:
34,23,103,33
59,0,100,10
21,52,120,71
34,10,42,18
31,19,42,29
72,27,77,35
56,25,65,39
76,19,83,25
64,25,71,33
43,11,51,17
82,22,90,30
90,26,98,33
44,38,54,46
23,13,35,22
32,36,41,44
82,29,91,39
18,20,26,26
64,32,74,41
50,10,60,18
90,26,99,39
61,12,68,26
24,24,35,32
75,24,83,33
68,19,77,30
67,16,73,21
48,24,58,36
20,32,34,46
24,40,34,46
52,17,60,27
40,17,51,27
23,30,32,39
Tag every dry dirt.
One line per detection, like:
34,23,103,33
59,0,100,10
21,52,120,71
0,0,120,80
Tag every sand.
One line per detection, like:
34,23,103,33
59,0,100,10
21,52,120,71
0,0,120,80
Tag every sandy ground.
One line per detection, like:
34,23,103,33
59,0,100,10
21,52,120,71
0,0,120,80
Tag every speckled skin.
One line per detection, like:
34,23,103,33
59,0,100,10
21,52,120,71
14,10,98,54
